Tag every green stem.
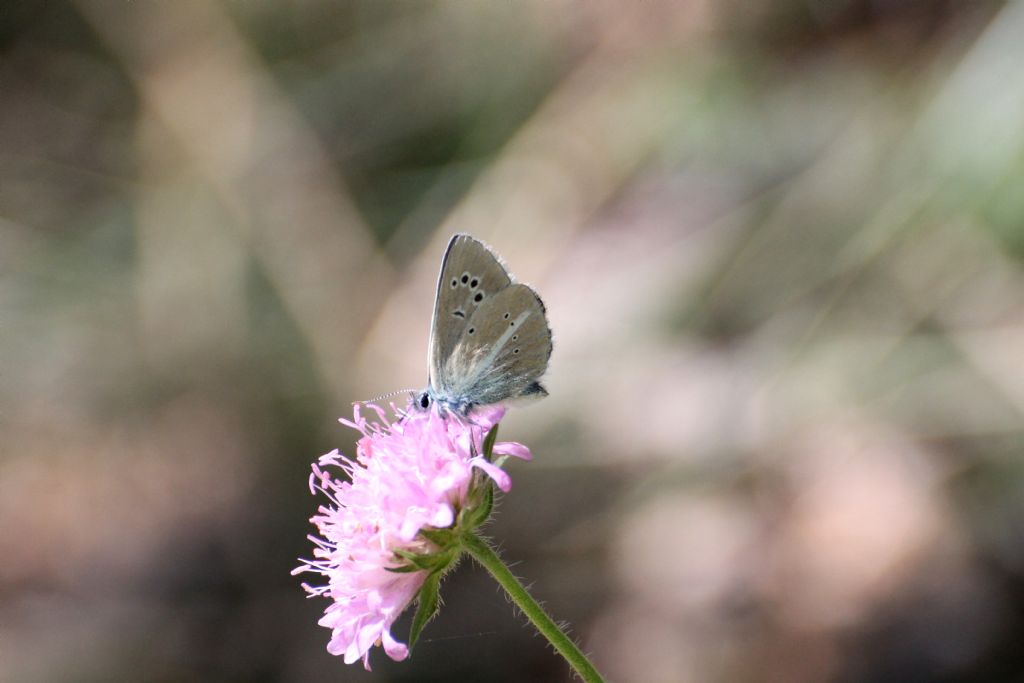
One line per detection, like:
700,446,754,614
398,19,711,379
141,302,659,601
461,531,605,683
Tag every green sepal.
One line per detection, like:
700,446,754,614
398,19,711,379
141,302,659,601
407,571,441,652
384,562,423,574
393,548,452,572
418,527,455,547
460,481,494,530
482,424,499,459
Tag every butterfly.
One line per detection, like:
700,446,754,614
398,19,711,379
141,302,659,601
414,234,553,416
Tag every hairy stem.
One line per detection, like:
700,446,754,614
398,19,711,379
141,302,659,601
461,531,605,683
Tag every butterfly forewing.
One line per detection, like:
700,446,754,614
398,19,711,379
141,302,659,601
442,284,553,406
428,234,512,392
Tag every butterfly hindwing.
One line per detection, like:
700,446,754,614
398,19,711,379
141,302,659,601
442,283,553,406
428,234,512,393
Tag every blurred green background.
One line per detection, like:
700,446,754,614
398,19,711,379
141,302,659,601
3,1,1024,681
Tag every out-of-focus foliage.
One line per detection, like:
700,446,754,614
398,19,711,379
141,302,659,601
2,1,1023,681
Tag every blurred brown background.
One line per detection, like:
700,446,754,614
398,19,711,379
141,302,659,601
3,1,1024,681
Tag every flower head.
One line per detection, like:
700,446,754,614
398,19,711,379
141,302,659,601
293,402,531,669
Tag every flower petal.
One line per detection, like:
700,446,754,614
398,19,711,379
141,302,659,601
470,457,512,492
382,629,409,662
471,405,506,428
493,441,532,460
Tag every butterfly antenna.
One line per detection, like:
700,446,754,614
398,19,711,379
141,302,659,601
357,389,418,405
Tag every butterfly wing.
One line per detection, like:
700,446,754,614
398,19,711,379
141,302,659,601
440,283,553,406
428,234,513,393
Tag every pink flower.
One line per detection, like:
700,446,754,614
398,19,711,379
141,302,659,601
292,402,532,669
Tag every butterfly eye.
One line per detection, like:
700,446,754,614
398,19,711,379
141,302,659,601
419,393,430,409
